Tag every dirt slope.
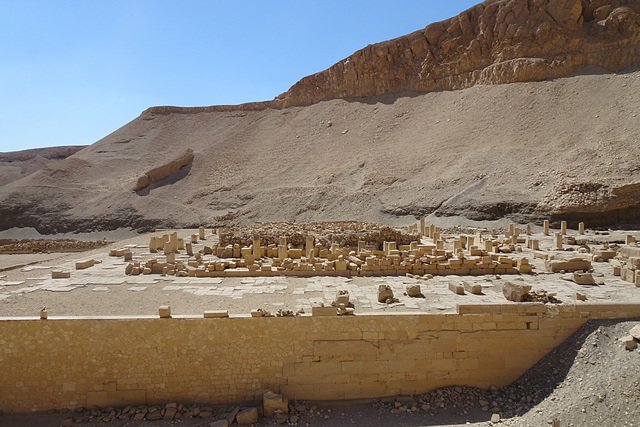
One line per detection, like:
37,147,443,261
0,0,639,234
0,146,85,187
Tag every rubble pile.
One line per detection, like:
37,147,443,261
218,221,419,250
0,239,112,254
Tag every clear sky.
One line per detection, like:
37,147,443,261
0,1,479,152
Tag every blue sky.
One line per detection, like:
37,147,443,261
0,1,478,152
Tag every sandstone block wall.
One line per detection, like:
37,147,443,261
1,303,639,413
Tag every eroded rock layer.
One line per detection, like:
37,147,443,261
274,0,640,107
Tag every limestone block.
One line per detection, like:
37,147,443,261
543,220,549,236
159,305,171,318
123,250,133,261
235,407,258,425
204,310,229,318
166,252,176,264
554,233,563,250
561,221,567,235
191,234,198,243
545,259,591,273
199,226,205,240
335,290,350,305
406,284,422,297
378,284,394,302
52,271,70,279
75,259,98,270
462,281,482,295
502,281,531,302
39,308,47,319
186,242,193,256
621,335,637,350
630,325,640,340
209,420,229,427
289,249,303,259
312,304,336,316
149,237,158,252
448,282,465,295
263,391,288,417
571,272,596,285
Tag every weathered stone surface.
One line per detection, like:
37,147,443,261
502,281,532,302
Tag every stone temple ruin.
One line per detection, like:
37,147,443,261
2,218,640,423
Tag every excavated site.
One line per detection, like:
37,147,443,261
1,0,640,426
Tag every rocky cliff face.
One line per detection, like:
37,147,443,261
273,0,640,107
0,0,639,234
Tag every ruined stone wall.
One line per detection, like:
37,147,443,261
1,303,639,413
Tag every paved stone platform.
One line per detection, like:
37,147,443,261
1,227,639,318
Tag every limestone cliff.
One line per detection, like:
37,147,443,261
273,0,640,107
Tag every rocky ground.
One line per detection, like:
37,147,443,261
1,318,638,427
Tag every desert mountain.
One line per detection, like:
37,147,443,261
0,0,639,234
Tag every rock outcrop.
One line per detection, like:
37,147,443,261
274,0,640,107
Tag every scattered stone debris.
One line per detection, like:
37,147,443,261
522,290,561,304
0,239,112,254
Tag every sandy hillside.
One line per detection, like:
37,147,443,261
0,67,638,234
0,0,638,234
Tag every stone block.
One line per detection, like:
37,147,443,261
545,259,591,273
378,284,394,302
462,281,482,294
235,407,259,425
448,282,465,295
75,259,98,270
502,281,531,302
629,325,640,340
209,420,229,427
335,290,350,305
263,391,288,417
159,305,171,318
621,335,637,350
406,284,422,297
52,271,70,279
204,310,229,318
